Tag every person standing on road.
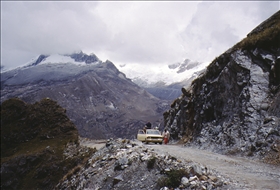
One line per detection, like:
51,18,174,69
145,122,152,129
162,129,170,144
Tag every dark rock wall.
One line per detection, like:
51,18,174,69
164,11,280,158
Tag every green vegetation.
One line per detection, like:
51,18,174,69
1,98,78,160
157,169,189,188
233,11,280,51
1,98,95,190
147,156,157,170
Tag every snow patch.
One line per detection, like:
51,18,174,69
40,54,99,66
118,73,126,80
40,54,75,64
106,102,116,110
2,54,100,73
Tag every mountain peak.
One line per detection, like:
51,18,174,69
23,52,100,69
67,51,99,64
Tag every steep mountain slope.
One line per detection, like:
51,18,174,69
163,11,280,162
116,59,208,100
1,54,169,139
1,98,95,190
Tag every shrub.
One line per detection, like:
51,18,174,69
157,169,189,188
147,156,157,170
233,11,280,51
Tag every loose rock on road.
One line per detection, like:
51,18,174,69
151,144,280,190
81,139,280,189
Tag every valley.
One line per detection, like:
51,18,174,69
1,9,280,190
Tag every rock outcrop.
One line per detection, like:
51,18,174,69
1,98,95,190
163,11,280,163
68,51,99,63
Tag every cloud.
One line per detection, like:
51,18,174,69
91,2,199,64
1,1,279,70
179,1,279,62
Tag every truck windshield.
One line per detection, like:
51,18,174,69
146,130,160,135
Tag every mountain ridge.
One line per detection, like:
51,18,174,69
1,57,169,139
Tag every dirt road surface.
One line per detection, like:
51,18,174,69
80,138,107,150
151,144,280,190
81,139,279,189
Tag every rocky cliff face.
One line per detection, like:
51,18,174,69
163,11,280,162
1,98,95,190
1,56,169,139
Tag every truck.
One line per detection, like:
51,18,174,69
137,129,163,144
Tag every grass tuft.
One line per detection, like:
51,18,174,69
157,169,189,188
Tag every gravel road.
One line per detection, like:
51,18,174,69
151,144,280,190
81,139,279,189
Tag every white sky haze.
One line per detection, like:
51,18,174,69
1,1,279,70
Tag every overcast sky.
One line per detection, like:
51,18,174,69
1,1,279,70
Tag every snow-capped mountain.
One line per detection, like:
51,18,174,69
9,53,208,88
1,50,208,100
116,59,209,88
1,52,169,139
22,51,101,68
1,52,104,87
114,59,209,100
0,51,101,73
